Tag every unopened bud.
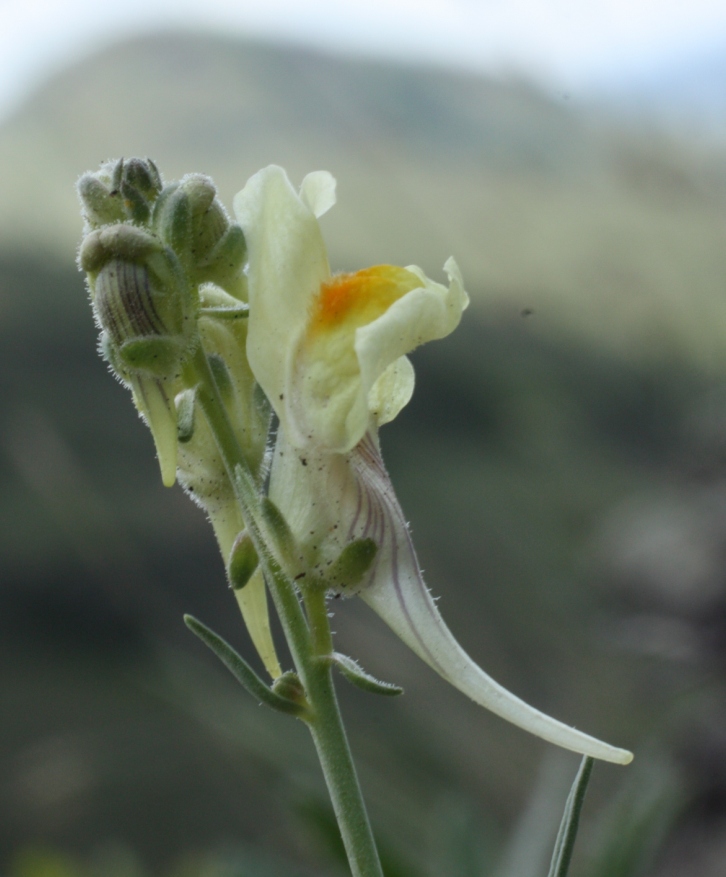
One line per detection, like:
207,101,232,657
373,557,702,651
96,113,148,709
271,671,307,706
153,174,246,296
76,158,253,492
124,157,161,198
91,253,194,380
78,158,163,230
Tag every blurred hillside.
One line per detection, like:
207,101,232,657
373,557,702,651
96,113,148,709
2,30,726,877
2,31,726,366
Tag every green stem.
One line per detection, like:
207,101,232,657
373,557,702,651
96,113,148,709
190,346,384,877
305,647,384,877
304,585,335,657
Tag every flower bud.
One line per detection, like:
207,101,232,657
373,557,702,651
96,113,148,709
78,158,163,231
81,237,195,486
124,156,162,198
153,174,247,298
78,162,200,490
271,671,307,706
88,243,196,381
77,160,275,676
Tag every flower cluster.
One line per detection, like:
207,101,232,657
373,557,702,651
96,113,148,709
78,160,632,765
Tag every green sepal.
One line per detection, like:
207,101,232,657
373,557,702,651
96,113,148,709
183,176,226,258
261,497,296,560
124,157,162,199
327,538,378,594
98,330,129,385
175,388,196,443
208,353,233,402
78,229,107,274
111,157,124,192
146,158,162,191
184,615,307,717
228,531,258,591
200,223,247,294
83,223,161,270
183,174,217,216
547,757,595,877
155,186,192,257
119,336,186,376
121,178,151,224
253,383,273,423
330,652,403,697
77,173,125,228
199,303,249,320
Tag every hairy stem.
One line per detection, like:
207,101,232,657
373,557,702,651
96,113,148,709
190,345,384,877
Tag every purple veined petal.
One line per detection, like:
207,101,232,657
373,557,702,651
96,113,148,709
349,434,633,766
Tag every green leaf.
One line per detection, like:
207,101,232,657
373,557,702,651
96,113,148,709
183,615,306,717
547,756,594,877
586,756,685,877
331,652,403,697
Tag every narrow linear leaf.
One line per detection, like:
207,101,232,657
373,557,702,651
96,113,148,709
183,614,306,716
547,756,595,877
331,652,403,697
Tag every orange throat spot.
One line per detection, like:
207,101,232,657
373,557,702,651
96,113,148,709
310,265,421,333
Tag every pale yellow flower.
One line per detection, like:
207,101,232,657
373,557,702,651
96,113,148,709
234,166,632,765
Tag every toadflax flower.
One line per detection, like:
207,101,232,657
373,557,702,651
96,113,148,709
234,165,632,765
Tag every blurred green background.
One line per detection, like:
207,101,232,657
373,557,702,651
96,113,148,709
2,30,726,876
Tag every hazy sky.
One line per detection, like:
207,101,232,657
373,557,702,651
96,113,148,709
1,0,725,118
